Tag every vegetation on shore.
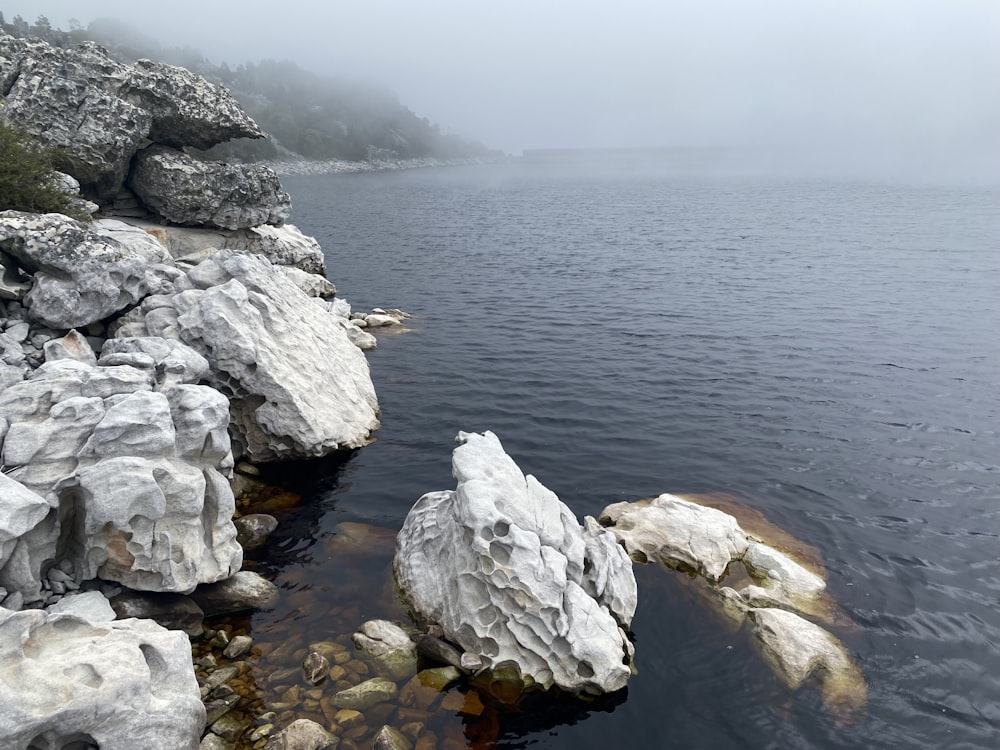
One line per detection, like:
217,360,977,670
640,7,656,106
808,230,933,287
0,12,497,164
0,119,90,219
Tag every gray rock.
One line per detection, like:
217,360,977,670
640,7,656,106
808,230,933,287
223,634,253,660
190,570,278,617
0,606,205,750
263,719,336,750
352,620,418,681
110,591,205,636
200,731,232,750
100,336,211,389
278,265,336,298
372,726,412,750
43,329,98,365
0,249,31,300
234,514,279,551
331,677,399,710
130,146,291,230
394,431,637,696
415,634,465,671
302,651,330,685
45,590,115,622
0,35,261,199
0,212,168,329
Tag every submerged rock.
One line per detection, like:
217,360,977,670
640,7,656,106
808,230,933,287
0,605,205,750
394,430,636,696
352,619,418,681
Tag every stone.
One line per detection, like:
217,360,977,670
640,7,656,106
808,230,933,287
0,472,50,590
43,329,98,365
263,719,337,750
363,314,398,328
209,712,248,742
0,35,261,199
0,211,169,329
121,250,379,461
373,726,412,750
331,678,399,710
46,590,115,622
742,541,826,604
223,634,254,659
415,634,465,671
337,318,378,351
394,431,637,695
0,606,204,750
302,651,330,685
0,359,241,595
130,145,291,230
190,570,278,617
200,733,230,750
110,591,205,636
599,493,751,581
0,249,32,300
100,336,211,390
352,619,418,681
748,607,866,718
278,266,336,298
234,514,279,551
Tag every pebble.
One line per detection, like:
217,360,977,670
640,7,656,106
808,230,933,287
224,635,254,660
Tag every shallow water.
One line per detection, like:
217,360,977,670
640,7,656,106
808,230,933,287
242,159,999,749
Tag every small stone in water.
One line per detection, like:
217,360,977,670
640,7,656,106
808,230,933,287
302,651,330,685
224,635,253,659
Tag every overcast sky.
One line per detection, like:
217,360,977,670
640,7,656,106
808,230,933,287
4,0,999,167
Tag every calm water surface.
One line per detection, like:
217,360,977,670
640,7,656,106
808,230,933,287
251,160,999,749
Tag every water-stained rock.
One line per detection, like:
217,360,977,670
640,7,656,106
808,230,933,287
394,430,637,696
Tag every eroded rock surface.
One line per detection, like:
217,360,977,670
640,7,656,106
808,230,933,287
0,34,261,199
0,212,170,329
130,145,291,230
116,250,379,461
394,431,636,695
0,605,205,750
0,349,241,597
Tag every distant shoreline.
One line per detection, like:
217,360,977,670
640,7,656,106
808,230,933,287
259,154,510,176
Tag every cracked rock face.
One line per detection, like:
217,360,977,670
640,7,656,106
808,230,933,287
0,351,242,597
117,250,380,462
0,34,263,199
0,211,170,329
129,145,292,230
394,431,636,695
0,606,204,750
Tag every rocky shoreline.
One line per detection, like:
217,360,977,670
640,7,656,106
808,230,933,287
0,30,864,750
261,155,510,177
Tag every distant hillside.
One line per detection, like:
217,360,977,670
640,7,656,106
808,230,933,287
0,12,498,163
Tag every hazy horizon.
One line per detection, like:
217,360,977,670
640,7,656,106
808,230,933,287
3,1,998,179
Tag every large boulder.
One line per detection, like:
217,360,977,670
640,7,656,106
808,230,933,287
0,605,204,750
0,212,170,329
116,250,379,461
0,35,262,199
129,145,291,230
0,349,242,597
394,431,636,695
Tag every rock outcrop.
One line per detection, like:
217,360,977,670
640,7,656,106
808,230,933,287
0,605,205,750
0,212,170,329
0,34,262,200
0,336,242,598
129,145,291,230
599,493,866,719
394,431,636,696
113,250,380,461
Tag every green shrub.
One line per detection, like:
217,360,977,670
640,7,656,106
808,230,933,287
0,120,90,220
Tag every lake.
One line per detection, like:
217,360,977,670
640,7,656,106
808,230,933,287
241,156,999,749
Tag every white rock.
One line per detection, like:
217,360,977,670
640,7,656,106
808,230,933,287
742,541,826,603
278,266,336,298
600,494,750,581
394,431,636,695
364,313,398,328
748,607,866,717
0,474,50,594
46,590,115,622
0,607,205,749
131,250,379,461
328,297,351,319
352,620,418,681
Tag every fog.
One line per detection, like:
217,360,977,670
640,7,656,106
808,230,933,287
5,0,999,175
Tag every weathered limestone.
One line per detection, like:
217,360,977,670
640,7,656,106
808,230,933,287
117,250,380,461
600,493,864,718
0,212,170,329
0,606,205,750
0,349,242,597
0,34,262,199
129,145,291,230
394,431,637,695
599,493,750,581
262,719,336,750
